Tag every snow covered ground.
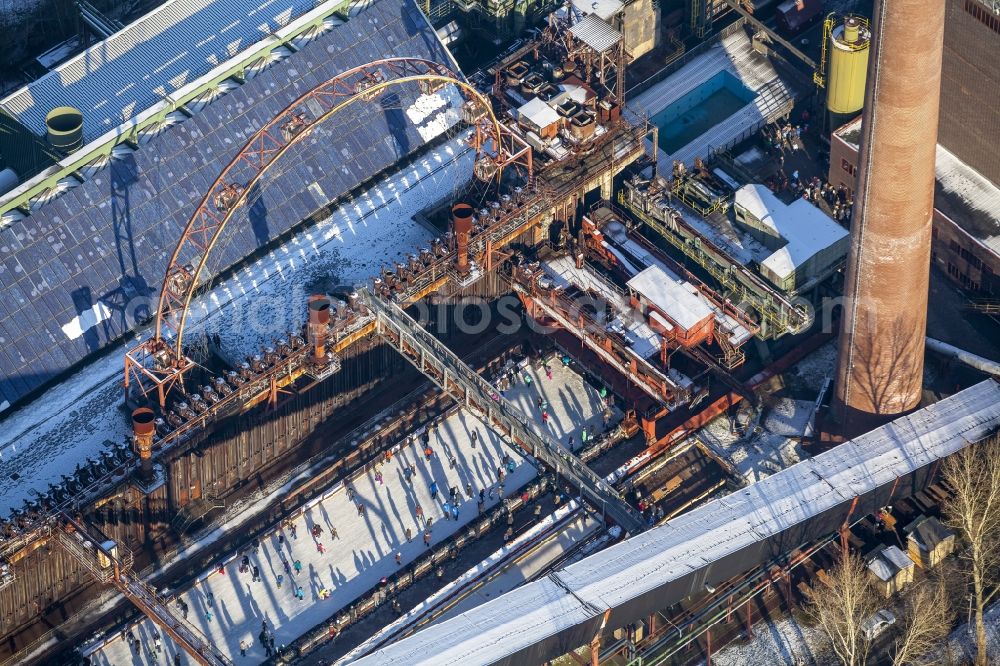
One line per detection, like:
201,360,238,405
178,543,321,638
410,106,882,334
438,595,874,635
712,614,828,666
0,135,473,520
698,397,812,484
713,600,1000,666
84,360,610,665
697,342,831,485
191,135,474,362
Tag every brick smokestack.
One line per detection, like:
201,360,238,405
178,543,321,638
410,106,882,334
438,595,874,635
131,407,156,482
832,0,945,437
452,203,474,276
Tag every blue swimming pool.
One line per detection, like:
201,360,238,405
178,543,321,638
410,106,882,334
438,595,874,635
651,70,757,154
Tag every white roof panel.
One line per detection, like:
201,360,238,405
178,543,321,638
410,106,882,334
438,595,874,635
734,184,849,279
571,0,624,20
628,265,714,330
518,97,561,129
1,0,316,140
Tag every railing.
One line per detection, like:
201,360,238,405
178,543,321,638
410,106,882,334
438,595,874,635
362,289,649,535
618,186,810,339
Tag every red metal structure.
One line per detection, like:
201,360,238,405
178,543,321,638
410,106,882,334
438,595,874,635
125,57,532,407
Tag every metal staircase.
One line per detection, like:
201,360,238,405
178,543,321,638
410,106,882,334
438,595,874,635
361,289,648,535
170,494,226,536
57,516,233,666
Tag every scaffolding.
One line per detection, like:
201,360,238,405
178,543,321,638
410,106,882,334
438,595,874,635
57,516,232,666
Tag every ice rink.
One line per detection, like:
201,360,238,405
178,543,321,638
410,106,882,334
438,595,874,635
86,358,611,664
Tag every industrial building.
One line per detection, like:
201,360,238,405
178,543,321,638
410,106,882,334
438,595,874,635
0,0,996,664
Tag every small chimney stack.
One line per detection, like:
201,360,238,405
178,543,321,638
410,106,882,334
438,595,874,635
131,407,156,481
452,203,474,276
308,295,332,365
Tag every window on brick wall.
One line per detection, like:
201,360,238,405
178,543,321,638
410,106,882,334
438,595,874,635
948,262,960,278
950,240,961,253
841,159,855,175
966,0,1000,34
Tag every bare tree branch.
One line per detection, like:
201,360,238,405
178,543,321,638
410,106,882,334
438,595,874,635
804,551,881,666
891,577,952,666
941,434,1000,666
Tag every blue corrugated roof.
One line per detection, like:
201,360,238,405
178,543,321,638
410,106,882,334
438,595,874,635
0,0,318,140
0,0,462,410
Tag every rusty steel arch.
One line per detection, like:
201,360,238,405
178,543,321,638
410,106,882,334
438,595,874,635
154,57,513,361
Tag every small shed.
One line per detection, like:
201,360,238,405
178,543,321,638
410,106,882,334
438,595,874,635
904,515,956,569
866,545,915,597
517,97,561,139
627,265,715,348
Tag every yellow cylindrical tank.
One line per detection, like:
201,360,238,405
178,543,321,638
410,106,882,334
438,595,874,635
827,15,871,116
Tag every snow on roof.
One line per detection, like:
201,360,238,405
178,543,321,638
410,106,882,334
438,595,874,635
627,265,714,331
735,184,849,279
1,0,317,141
935,145,1000,255
568,14,622,53
834,115,863,149
905,515,953,550
555,82,591,105
571,0,624,20
835,119,999,255
518,97,561,129
868,546,913,581
353,379,1000,666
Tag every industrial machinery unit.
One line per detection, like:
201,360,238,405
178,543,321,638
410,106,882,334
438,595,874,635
816,14,872,130
619,172,816,340
0,5,663,658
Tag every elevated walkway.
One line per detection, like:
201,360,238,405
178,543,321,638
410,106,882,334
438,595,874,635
361,289,648,536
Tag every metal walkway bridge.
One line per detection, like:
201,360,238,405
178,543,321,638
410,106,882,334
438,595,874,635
361,290,649,536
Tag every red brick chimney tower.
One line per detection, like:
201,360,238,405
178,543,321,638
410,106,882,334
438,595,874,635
832,0,946,436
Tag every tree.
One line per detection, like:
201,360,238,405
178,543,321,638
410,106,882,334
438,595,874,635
941,435,1000,666
890,576,952,666
804,551,881,666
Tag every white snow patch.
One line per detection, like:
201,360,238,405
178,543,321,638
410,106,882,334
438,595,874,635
60,301,113,340
190,136,475,362
406,86,464,143
713,614,828,665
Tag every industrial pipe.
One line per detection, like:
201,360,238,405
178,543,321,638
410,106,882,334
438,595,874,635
131,407,156,481
452,203,474,276
308,295,332,365
925,337,1000,378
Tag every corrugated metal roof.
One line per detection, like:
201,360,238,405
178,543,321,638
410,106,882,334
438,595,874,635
0,0,462,410
0,0,318,141
568,14,621,53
